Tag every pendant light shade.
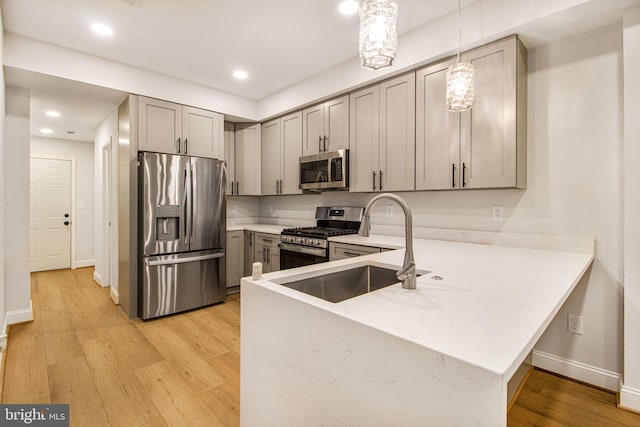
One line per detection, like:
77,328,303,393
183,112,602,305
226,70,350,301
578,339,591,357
446,0,474,111
359,0,398,70
446,62,475,111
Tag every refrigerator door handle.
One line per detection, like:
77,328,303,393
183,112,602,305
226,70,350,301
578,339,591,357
183,166,189,245
189,162,195,244
147,252,225,266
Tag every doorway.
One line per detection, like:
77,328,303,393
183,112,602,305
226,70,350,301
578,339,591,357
29,156,73,272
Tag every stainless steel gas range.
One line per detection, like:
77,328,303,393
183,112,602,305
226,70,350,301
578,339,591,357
278,207,364,270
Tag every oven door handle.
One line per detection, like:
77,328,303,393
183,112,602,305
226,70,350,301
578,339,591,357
278,242,327,257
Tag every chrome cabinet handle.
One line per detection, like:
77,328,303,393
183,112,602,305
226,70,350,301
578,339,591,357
319,136,322,153
323,135,328,152
177,137,181,153
462,163,467,188
236,181,239,195
267,248,271,263
372,171,377,191
231,181,234,195
184,138,188,154
379,170,383,191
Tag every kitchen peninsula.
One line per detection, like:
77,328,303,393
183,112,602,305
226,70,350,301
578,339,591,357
241,236,594,426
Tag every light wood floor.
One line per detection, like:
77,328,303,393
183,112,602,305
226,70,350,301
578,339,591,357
3,268,640,426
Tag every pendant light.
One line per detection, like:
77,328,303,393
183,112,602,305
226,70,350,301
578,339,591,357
359,0,398,70
446,0,474,111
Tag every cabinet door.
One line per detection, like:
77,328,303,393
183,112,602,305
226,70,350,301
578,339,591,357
281,111,302,194
235,123,262,195
416,58,461,190
224,122,235,195
183,106,223,159
379,72,416,192
226,231,244,288
349,85,380,193
138,96,182,154
324,94,350,152
244,231,255,276
269,249,280,272
261,118,281,196
302,104,324,156
254,243,269,272
460,37,519,189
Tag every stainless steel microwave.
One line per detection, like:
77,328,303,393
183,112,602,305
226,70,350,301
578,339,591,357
299,149,349,191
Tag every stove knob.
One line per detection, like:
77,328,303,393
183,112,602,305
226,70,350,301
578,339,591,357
314,239,321,246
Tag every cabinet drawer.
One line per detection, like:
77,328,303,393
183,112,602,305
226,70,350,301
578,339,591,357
255,233,279,248
329,243,381,261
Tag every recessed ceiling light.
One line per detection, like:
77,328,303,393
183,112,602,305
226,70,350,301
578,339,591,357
45,111,61,118
40,128,53,134
339,0,359,15
91,23,113,37
233,70,249,80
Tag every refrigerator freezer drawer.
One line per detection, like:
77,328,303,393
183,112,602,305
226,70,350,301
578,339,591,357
140,249,226,320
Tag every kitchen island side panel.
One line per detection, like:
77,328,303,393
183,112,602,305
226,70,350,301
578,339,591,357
241,279,506,427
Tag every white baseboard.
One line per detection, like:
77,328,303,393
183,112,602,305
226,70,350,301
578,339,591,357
5,300,34,326
93,270,109,288
532,350,620,391
620,385,640,413
110,287,119,305
74,259,95,269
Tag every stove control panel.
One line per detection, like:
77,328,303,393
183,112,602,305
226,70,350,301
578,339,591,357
280,234,328,249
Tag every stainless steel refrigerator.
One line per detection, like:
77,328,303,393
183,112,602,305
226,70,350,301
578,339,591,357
138,152,226,320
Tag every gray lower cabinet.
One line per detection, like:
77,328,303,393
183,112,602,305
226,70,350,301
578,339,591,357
329,242,382,261
244,231,255,276
254,232,280,273
226,231,244,290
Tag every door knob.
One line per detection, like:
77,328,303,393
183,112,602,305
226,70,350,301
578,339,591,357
64,221,70,226
64,213,69,218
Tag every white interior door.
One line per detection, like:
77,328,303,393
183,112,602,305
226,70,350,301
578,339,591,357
30,157,72,272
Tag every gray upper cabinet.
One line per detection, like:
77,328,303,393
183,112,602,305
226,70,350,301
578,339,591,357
182,106,224,159
138,96,224,159
262,112,303,195
416,36,527,190
350,72,415,193
234,123,262,196
460,36,527,189
302,95,349,155
416,57,460,190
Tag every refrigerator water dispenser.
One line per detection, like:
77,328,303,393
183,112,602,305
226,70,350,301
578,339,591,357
155,205,180,241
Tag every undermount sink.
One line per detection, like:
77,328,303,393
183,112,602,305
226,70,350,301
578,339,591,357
277,264,425,303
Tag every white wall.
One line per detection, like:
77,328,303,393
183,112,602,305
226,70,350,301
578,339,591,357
30,136,95,267
4,86,31,319
93,108,118,299
0,3,7,347
227,196,261,227
260,23,625,380
622,6,640,412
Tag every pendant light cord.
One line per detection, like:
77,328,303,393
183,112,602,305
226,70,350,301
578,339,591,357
457,0,462,63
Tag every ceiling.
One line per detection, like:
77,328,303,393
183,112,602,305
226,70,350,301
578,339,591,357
1,0,475,142
1,0,472,101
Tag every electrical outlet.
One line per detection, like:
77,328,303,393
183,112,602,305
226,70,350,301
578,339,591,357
231,204,238,213
568,314,584,335
386,206,393,217
492,205,504,222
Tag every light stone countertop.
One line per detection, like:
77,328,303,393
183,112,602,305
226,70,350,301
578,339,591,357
226,224,287,234
245,237,594,381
